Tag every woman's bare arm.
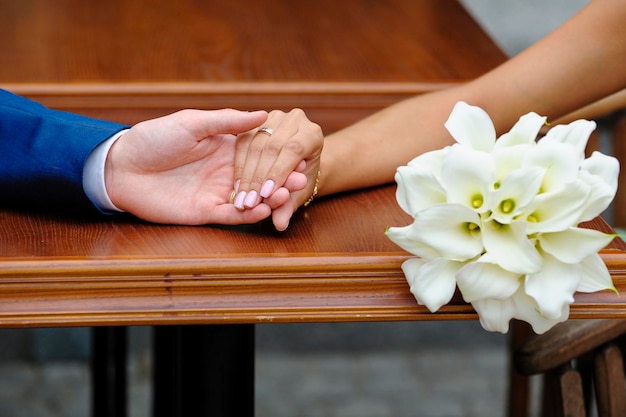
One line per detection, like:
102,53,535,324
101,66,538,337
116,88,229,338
319,0,626,196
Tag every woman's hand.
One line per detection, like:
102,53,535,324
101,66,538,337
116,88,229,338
233,108,323,230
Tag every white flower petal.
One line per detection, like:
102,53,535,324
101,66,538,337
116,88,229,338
411,204,485,261
440,145,495,212
491,144,532,185
481,219,542,274
473,287,569,334
444,101,496,152
525,309,569,335
387,204,484,261
495,112,546,147
386,224,442,260
456,255,522,302
577,253,616,293
541,119,596,156
407,146,450,172
539,227,615,264
471,297,517,333
576,170,617,222
581,151,619,191
510,288,570,334
403,258,460,312
525,141,581,193
488,166,544,224
524,181,590,234
524,251,581,320
395,165,446,217
576,154,620,222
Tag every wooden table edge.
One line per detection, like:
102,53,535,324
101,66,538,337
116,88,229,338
2,249,626,328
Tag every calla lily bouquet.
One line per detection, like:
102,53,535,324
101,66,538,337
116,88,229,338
386,102,620,334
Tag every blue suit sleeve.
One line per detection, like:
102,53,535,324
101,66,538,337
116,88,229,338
0,89,129,213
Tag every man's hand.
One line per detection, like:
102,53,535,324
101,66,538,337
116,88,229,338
104,108,305,226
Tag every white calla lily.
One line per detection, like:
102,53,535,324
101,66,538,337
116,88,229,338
456,254,522,302
394,165,446,217
487,166,544,224
439,144,495,213
407,146,450,172
521,308,570,335
495,112,546,148
576,170,617,223
510,287,570,334
541,119,596,157
525,141,581,193
480,219,542,274
387,203,483,261
576,252,616,293
524,180,591,234
576,153,620,222
581,151,619,191
444,101,496,152
471,295,517,334
387,102,618,334
538,227,615,264
491,144,532,184
472,287,569,334
385,223,444,261
524,250,582,320
403,257,461,312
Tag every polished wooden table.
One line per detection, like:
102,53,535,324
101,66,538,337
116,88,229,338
2,185,626,327
0,0,507,133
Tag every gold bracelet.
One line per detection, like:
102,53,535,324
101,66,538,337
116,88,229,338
303,170,321,207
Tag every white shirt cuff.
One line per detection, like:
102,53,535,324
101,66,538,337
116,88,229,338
83,130,127,213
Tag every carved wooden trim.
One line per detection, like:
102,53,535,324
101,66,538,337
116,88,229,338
1,248,626,328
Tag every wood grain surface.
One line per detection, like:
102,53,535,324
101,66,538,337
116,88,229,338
0,0,508,131
1,185,625,328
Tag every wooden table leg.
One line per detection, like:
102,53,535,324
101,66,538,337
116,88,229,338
152,324,255,417
507,320,531,417
91,327,128,417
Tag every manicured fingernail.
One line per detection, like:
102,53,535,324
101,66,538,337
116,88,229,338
233,191,246,209
234,179,240,193
244,190,258,208
260,180,275,198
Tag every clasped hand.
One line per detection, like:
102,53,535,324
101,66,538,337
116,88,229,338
104,108,323,231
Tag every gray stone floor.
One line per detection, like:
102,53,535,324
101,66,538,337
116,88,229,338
255,321,512,417
0,322,515,417
0,2,590,416
0,352,510,417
